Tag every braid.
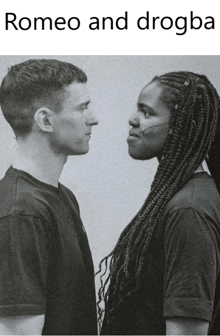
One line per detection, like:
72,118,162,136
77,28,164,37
97,71,220,332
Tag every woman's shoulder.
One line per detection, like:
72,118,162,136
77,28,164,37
164,172,220,216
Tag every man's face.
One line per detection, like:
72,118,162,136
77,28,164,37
49,83,98,156
127,81,171,161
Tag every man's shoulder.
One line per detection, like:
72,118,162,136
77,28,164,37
0,166,53,220
0,167,80,220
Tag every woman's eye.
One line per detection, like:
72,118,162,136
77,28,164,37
142,109,150,117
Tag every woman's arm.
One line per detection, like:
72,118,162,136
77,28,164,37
166,317,209,335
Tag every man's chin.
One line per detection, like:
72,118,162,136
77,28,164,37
68,147,90,156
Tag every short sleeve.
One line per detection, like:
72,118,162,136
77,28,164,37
0,213,49,316
163,208,220,322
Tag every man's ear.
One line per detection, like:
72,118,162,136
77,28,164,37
34,107,54,133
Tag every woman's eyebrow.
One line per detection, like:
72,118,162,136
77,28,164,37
137,103,154,112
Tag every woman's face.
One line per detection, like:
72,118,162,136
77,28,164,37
127,81,171,161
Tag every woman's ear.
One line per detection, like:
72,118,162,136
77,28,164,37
34,107,54,133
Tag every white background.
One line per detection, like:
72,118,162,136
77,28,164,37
1,0,219,55
0,0,220,280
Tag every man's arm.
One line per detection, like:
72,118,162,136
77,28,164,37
166,317,209,335
0,314,45,335
0,214,48,332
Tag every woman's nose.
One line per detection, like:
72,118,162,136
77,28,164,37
129,113,139,127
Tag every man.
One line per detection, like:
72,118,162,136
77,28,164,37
0,58,98,335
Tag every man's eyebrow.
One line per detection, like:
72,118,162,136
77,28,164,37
77,100,90,108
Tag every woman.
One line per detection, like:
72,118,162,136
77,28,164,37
97,71,220,335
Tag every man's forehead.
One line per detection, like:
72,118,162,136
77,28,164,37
64,82,90,103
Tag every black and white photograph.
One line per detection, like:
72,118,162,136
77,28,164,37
0,56,220,335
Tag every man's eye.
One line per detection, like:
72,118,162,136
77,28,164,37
80,106,88,112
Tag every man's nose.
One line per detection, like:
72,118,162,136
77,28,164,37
86,112,99,126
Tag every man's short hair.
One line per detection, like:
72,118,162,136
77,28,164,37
0,59,87,137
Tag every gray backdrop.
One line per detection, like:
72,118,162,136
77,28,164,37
0,56,219,280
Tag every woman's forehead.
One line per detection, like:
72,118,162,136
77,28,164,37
138,81,164,105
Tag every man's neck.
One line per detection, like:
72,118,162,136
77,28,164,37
13,137,67,187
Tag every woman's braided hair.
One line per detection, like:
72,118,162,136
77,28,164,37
97,71,220,331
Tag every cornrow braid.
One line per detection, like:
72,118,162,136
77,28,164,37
97,71,220,333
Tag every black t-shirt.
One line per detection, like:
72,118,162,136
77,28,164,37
101,172,220,335
0,166,97,335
